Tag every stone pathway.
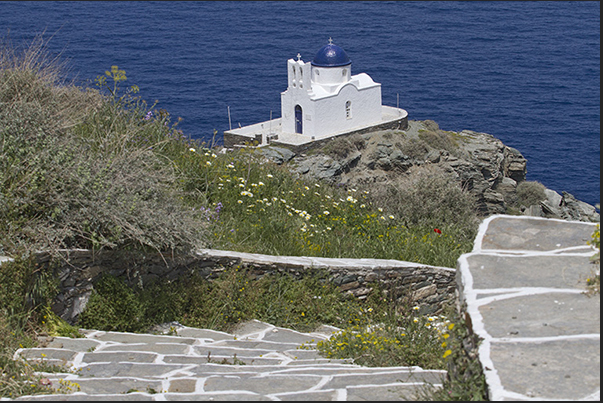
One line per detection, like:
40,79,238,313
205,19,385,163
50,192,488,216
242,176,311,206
9,320,445,401
5,214,600,401
457,215,600,401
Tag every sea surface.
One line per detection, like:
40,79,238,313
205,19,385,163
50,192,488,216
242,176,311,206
1,1,599,206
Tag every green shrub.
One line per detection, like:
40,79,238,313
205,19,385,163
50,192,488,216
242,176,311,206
304,281,454,371
369,164,480,244
515,180,546,207
0,256,75,398
77,274,147,333
396,136,430,160
418,128,459,156
0,35,208,257
421,306,488,401
77,266,359,334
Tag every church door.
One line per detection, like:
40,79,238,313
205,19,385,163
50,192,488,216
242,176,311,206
295,105,303,134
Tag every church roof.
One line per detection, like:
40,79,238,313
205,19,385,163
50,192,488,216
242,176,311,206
311,41,351,67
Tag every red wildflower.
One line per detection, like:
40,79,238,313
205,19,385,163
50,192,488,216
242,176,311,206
434,228,442,235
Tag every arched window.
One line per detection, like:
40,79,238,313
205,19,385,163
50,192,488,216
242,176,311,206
342,68,347,77
295,105,303,134
345,101,352,119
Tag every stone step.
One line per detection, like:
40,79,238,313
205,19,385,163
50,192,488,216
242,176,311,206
11,320,446,401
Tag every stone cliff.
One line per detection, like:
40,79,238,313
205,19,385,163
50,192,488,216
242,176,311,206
257,120,599,222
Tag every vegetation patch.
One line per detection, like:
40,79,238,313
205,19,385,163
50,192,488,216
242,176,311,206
0,34,484,398
586,224,600,295
515,180,547,208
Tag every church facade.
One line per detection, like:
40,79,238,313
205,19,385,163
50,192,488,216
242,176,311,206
224,39,408,149
280,39,383,139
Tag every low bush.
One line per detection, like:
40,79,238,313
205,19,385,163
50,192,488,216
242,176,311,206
0,35,208,258
418,128,460,157
368,164,480,245
515,180,546,208
0,256,79,398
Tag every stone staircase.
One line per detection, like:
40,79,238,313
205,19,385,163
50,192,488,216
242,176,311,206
10,320,445,401
4,214,600,401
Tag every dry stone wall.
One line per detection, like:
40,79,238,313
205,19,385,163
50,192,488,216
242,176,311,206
31,248,457,325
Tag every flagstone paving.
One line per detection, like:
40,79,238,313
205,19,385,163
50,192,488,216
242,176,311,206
8,320,445,401
3,215,600,401
457,215,600,401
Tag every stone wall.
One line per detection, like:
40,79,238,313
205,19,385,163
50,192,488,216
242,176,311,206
30,247,456,325
223,116,408,153
223,131,263,148
273,116,409,154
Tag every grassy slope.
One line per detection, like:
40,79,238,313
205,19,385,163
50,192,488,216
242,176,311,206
0,35,488,400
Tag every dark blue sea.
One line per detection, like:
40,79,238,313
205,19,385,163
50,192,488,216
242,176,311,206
1,1,599,207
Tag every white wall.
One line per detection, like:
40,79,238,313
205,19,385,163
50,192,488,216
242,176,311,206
312,82,382,138
312,65,351,85
281,58,383,138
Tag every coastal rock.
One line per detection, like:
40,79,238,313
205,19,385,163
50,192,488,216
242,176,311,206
559,191,599,222
518,189,600,223
494,177,518,206
257,146,295,165
269,119,598,222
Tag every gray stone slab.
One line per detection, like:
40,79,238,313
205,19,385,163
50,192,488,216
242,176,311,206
80,351,158,364
189,364,281,375
231,320,274,337
101,343,190,355
166,378,198,393
311,324,341,338
466,254,594,290
71,378,164,395
284,358,354,366
163,354,283,366
163,392,271,401
188,363,359,376
480,216,596,251
260,328,324,344
192,345,274,357
212,340,302,350
14,394,155,401
324,370,446,389
78,362,190,378
282,349,322,360
203,374,323,394
489,338,600,400
45,338,101,352
479,292,600,338
176,327,234,341
273,390,338,401
271,366,429,376
345,383,437,401
19,348,78,363
90,332,197,345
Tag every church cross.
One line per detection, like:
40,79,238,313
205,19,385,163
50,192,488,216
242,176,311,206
296,53,302,61
328,37,333,45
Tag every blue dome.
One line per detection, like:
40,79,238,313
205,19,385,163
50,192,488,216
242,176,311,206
311,43,351,67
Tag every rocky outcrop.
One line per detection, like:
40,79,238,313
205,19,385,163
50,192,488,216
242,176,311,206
537,189,600,222
258,120,599,222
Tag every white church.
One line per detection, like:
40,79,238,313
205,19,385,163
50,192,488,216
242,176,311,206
224,39,408,149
